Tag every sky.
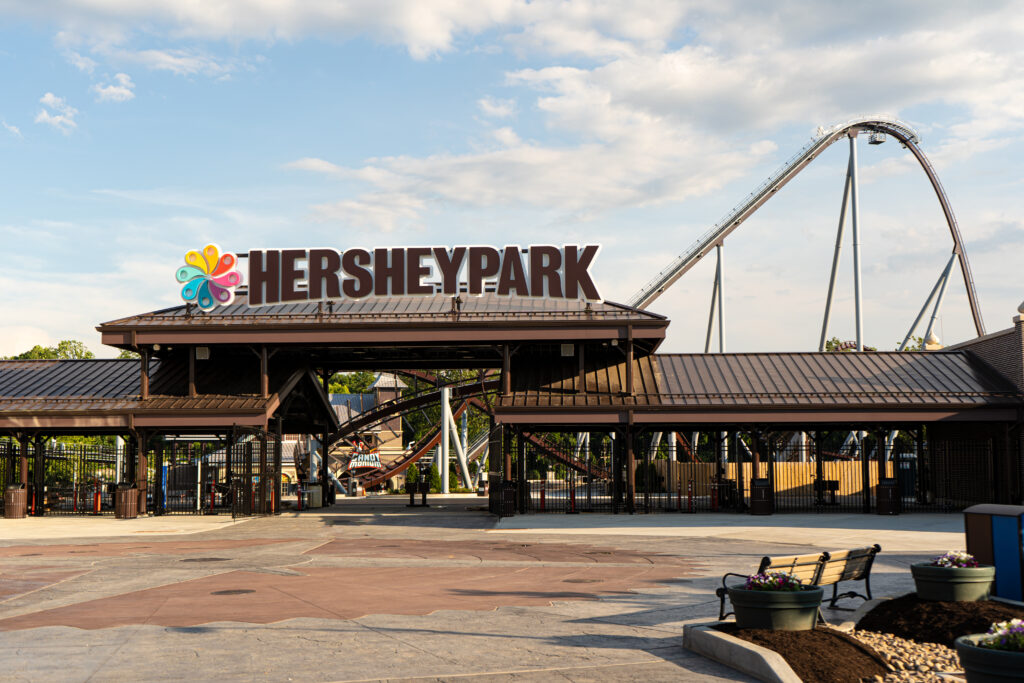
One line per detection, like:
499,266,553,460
1,1,1022,358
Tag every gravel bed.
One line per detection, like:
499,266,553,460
851,629,961,682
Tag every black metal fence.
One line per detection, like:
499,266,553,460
516,429,990,515
0,436,280,517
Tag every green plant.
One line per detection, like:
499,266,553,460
427,463,442,493
404,464,420,492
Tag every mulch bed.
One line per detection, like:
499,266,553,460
716,624,889,683
856,594,1024,647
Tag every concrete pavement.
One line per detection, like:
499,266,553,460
0,497,964,682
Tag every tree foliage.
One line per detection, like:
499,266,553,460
328,371,377,394
5,339,96,360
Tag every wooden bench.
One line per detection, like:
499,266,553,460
716,544,881,619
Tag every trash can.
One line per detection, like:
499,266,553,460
4,484,27,519
306,485,322,508
876,478,900,515
964,504,1024,601
114,483,138,519
750,478,773,515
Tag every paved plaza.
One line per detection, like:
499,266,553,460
0,497,964,682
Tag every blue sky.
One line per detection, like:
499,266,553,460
1,1,1022,357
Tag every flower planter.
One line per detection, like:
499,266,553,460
911,563,995,602
726,585,824,631
954,634,1024,682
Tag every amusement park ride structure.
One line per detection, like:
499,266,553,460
629,116,985,353
329,116,991,492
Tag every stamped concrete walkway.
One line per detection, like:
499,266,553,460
0,496,964,682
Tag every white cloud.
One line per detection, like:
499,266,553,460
284,157,343,174
478,96,516,118
2,120,21,137
310,193,426,233
34,92,78,134
93,72,135,102
64,50,97,73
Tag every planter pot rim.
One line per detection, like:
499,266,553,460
911,562,994,569
726,585,825,594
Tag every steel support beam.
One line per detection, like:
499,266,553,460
849,134,864,352
820,158,853,351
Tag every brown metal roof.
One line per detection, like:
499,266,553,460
655,352,1020,407
101,292,664,327
0,359,338,433
97,293,668,351
495,351,1022,421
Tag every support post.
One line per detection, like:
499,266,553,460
441,386,451,494
33,436,45,516
154,440,165,515
899,253,956,351
18,434,28,486
503,426,512,483
716,244,725,353
136,432,148,515
516,429,527,513
668,431,676,462
625,327,634,395
625,426,636,514
860,431,871,513
188,347,197,397
501,344,511,396
849,134,865,352
704,257,720,354
259,346,269,398
259,431,268,514
820,158,853,351
274,420,283,514
922,260,954,346
140,349,150,400
815,431,825,505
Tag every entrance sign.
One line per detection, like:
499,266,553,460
175,244,244,311
245,245,602,306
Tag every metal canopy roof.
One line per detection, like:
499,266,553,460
495,350,1023,424
0,359,339,434
97,293,668,351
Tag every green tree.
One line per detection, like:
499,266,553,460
823,337,877,352
328,371,378,394
117,349,141,359
6,339,95,360
427,463,442,493
405,464,420,493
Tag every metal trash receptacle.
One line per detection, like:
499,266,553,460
114,483,138,519
306,485,322,508
750,478,773,515
876,478,900,515
4,484,27,519
964,504,1024,601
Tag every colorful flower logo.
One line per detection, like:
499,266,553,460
175,244,243,311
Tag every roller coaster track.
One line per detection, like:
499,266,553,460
629,116,985,336
325,377,501,449
336,387,610,486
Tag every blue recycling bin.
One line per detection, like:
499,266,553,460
964,504,1024,601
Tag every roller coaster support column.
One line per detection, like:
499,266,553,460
704,245,726,353
441,386,450,494
444,398,472,489
849,133,865,352
820,153,853,351
898,254,956,351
